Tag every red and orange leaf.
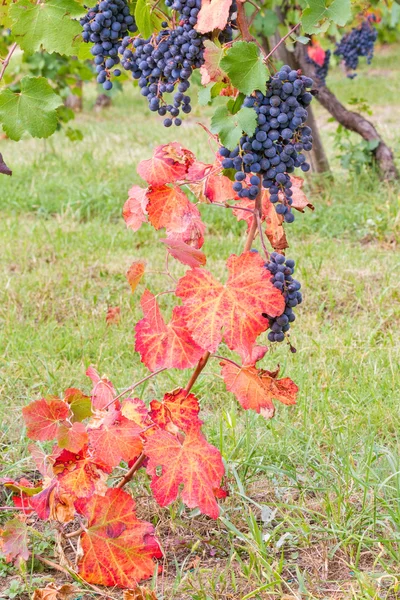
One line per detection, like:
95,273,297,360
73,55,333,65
54,447,110,499
64,388,92,422
86,366,116,410
149,388,203,434
169,202,206,249
289,175,314,213
137,143,195,186
75,488,162,588
145,427,224,519
263,194,288,251
176,252,285,355
22,397,69,441
307,42,326,67
121,397,150,427
126,260,145,294
161,237,206,268
199,40,227,85
29,482,58,520
47,487,75,523
135,290,204,372
146,185,203,236
187,160,239,205
241,344,268,367
195,0,232,34
1,518,29,564
220,361,298,419
29,443,60,478
106,306,121,326
123,186,148,232
57,422,88,454
88,408,143,469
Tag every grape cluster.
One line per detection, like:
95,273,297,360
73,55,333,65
119,0,219,127
262,252,302,344
81,0,136,90
219,66,313,223
306,49,331,86
334,20,377,76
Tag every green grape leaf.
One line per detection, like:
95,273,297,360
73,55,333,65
9,0,84,56
252,9,279,37
135,0,161,38
0,76,63,141
220,42,268,95
211,105,257,151
302,0,351,34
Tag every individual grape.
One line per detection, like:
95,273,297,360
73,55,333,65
218,65,314,223
80,0,136,90
262,252,302,347
334,18,377,77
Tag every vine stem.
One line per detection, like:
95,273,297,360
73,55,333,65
264,23,301,63
103,367,167,410
0,42,17,83
116,451,147,488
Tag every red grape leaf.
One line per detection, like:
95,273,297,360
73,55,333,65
22,397,69,441
289,175,314,213
88,408,143,469
57,421,88,454
149,388,203,433
1,518,29,564
126,260,145,294
137,143,195,186
168,205,206,249
135,290,204,371
241,344,268,366
106,306,121,325
64,388,92,422
54,447,110,499
187,160,239,205
123,186,148,232
146,185,204,237
176,251,285,355
86,366,116,410
199,40,228,85
307,42,325,67
29,443,61,478
220,361,298,419
161,237,206,268
29,482,57,520
121,397,150,426
145,427,224,519
195,0,232,34
75,488,162,588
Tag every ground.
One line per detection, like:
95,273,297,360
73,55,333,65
0,45,400,600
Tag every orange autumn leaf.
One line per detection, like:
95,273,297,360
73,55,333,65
161,237,206,268
187,159,239,204
126,260,145,293
75,488,162,588
106,306,121,325
123,185,148,232
307,42,326,67
195,0,232,34
146,185,204,237
135,290,204,372
263,194,288,251
176,251,285,355
54,447,110,499
289,175,314,213
150,388,203,433
57,421,88,454
22,397,69,441
88,408,143,469
137,142,194,186
1,518,29,564
86,366,116,410
220,361,298,419
145,427,224,519
121,397,150,426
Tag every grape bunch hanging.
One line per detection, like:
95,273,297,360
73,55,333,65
219,65,314,224
263,252,302,346
306,48,331,86
334,17,377,77
80,0,137,91
81,0,237,125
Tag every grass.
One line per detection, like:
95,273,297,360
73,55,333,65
1,45,400,599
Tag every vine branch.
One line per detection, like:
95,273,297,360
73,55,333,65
0,42,17,83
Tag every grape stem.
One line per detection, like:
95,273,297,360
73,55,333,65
102,368,167,410
264,23,301,63
0,42,17,83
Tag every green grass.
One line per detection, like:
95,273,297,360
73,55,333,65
1,46,400,600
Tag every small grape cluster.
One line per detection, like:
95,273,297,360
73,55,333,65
334,19,377,76
262,252,302,344
219,65,314,224
306,49,331,86
118,0,207,126
81,0,136,90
